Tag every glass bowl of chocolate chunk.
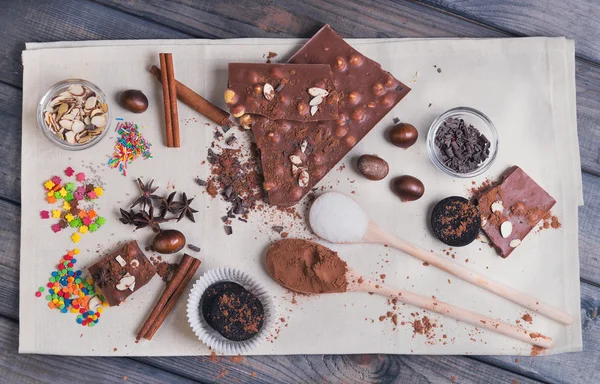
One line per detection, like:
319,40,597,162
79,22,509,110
38,79,110,150
427,106,498,178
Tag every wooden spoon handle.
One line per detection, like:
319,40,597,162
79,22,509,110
358,281,552,349
365,223,574,325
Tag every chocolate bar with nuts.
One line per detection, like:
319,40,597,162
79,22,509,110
226,63,338,122
248,25,411,207
88,240,156,306
474,166,556,258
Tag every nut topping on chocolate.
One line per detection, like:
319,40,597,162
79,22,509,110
116,272,136,291
115,255,126,267
308,87,329,97
263,83,275,101
130,259,140,268
310,106,318,116
500,221,513,238
289,155,303,166
298,169,310,187
491,201,504,213
509,239,521,248
309,95,324,106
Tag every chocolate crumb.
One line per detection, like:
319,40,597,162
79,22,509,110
224,225,233,235
272,226,284,233
188,244,201,252
196,178,207,187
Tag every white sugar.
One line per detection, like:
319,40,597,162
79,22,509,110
309,192,369,243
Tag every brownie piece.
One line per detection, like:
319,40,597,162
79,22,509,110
474,166,556,258
88,241,156,306
248,25,410,207
431,196,481,247
226,63,338,121
200,282,264,341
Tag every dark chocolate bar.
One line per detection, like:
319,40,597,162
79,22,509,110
226,63,338,121
475,166,556,258
88,240,156,306
249,25,411,207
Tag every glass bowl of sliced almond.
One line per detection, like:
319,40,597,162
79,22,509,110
38,79,110,150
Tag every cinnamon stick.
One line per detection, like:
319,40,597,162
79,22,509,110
158,54,174,147
144,257,201,340
164,54,180,147
149,65,232,128
136,254,197,340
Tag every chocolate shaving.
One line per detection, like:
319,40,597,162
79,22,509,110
225,135,237,146
434,117,490,173
188,244,201,252
271,226,284,234
196,178,207,187
224,225,233,235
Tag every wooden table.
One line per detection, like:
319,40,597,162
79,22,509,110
1,1,598,383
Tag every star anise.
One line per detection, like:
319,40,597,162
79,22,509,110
130,178,161,209
158,191,183,218
177,192,198,223
119,208,136,225
92,266,118,288
132,205,169,232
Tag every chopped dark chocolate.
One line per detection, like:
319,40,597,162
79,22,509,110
225,135,237,146
434,117,490,174
224,225,233,235
271,225,284,234
88,241,156,307
196,178,208,187
226,63,339,122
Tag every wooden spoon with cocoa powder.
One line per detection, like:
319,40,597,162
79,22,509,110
265,239,552,349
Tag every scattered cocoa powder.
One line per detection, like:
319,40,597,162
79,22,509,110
231,355,244,363
154,261,178,283
521,313,533,324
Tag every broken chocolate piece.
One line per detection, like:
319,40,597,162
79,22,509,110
226,63,338,122
250,25,410,207
473,166,556,258
88,241,156,306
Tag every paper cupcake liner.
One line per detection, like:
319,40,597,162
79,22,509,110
186,267,274,355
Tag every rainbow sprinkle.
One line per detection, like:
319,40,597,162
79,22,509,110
36,249,108,327
108,121,152,176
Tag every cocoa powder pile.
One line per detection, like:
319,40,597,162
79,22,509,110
265,239,348,294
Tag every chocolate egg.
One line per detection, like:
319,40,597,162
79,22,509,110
388,122,418,149
392,175,425,201
152,229,186,254
357,154,389,181
119,90,148,113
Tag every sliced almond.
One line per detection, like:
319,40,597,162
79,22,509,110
65,130,76,144
491,201,504,214
300,140,308,153
500,221,513,238
308,87,328,97
91,114,107,127
49,96,67,108
100,103,108,113
130,259,140,268
83,116,91,125
59,119,73,129
57,103,69,117
291,165,300,175
68,84,85,96
309,96,324,106
310,106,318,116
115,255,127,267
481,216,488,227
263,83,275,101
116,273,136,291
88,296,102,311
298,169,310,187
509,239,521,248
90,108,104,118
71,120,85,134
289,155,303,166
84,96,97,110
61,114,75,121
